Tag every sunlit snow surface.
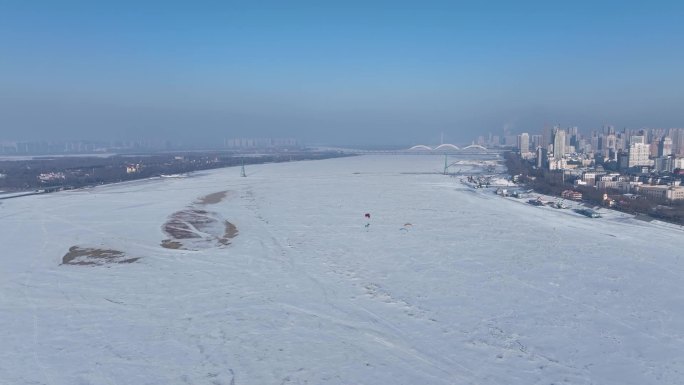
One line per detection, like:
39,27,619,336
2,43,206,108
1,155,683,385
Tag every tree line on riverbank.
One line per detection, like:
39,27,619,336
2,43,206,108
0,151,351,192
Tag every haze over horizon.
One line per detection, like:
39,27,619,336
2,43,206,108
1,1,683,146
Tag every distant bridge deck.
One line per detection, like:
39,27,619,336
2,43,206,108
408,144,489,151
332,145,505,155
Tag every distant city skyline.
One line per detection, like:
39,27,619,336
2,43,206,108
1,1,683,145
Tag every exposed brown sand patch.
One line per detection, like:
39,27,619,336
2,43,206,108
163,209,207,240
160,240,182,249
218,221,238,245
161,208,238,250
62,246,139,266
224,221,238,239
197,190,230,205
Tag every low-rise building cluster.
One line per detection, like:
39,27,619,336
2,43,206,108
38,172,66,183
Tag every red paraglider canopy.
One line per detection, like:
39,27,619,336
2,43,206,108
364,213,371,219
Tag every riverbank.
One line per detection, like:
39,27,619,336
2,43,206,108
0,150,354,199
503,151,684,225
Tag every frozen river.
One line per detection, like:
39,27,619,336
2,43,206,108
1,155,683,384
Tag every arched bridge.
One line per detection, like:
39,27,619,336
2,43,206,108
408,144,488,151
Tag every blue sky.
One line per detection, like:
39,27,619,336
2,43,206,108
1,1,683,145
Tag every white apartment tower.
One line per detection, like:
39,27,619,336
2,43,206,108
553,128,566,158
628,136,650,167
518,133,530,155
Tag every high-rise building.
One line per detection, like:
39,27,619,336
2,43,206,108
530,135,543,150
567,126,578,147
518,133,530,154
542,125,552,148
615,134,627,152
650,138,661,157
590,132,600,154
659,137,673,157
628,136,650,168
553,128,566,157
670,128,684,156
536,146,547,168
654,155,676,173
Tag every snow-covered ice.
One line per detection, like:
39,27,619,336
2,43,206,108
1,155,683,385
